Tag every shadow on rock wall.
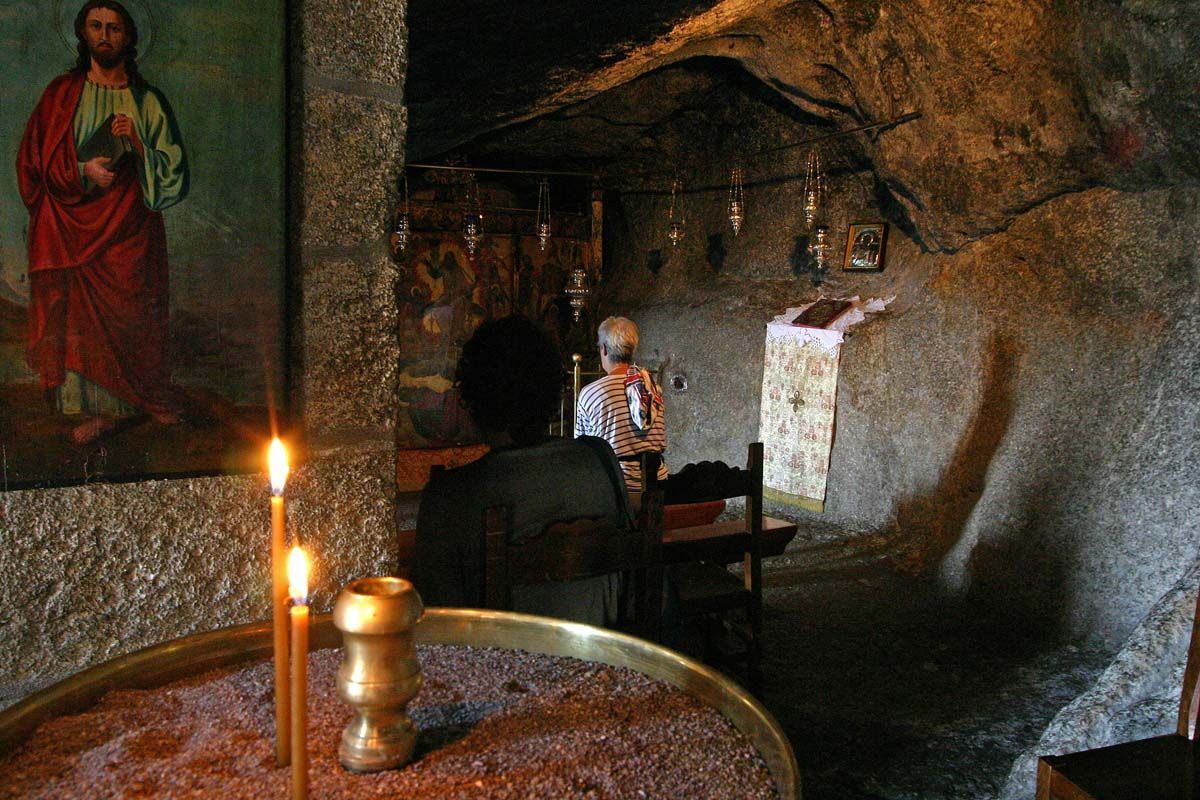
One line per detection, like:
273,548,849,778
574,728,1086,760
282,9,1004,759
892,332,1019,577
964,488,1078,639
887,328,1083,636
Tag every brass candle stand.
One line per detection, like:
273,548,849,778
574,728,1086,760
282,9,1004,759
332,577,424,773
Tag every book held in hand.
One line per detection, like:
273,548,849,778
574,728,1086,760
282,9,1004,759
77,114,134,168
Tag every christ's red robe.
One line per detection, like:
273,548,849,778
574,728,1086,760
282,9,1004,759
18,72,174,417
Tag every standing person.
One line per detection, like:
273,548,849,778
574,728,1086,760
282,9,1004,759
18,0,189,444
574,316,668,495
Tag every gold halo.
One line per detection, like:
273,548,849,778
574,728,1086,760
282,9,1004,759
54,0,158,65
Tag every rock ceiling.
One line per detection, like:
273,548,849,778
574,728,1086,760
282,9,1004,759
406,0,1200,252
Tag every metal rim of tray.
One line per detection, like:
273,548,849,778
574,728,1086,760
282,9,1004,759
0,607,800,798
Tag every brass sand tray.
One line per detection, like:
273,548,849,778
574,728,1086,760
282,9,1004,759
0,609,801,798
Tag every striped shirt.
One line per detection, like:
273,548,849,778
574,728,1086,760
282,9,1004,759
574,368,668,491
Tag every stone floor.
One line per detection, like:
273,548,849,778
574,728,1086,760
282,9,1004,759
749,551,1114,800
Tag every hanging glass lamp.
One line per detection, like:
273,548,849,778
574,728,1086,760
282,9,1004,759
565,266,590,322
391,173,411,255
667,177,685,247
728,167,745,236
802,149,825,228
463,174,483,259
810,224,831,284
536,178,551,251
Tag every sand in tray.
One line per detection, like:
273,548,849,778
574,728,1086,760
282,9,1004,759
0,644,779,799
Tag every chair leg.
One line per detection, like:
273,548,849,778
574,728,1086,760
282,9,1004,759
1035,760,1053,800
748,596,763,695
702,613,723,662
748,659,763,695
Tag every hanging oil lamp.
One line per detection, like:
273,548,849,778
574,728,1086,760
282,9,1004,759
802,149,825,228
390,173,411,256
536,178,551,251
667,177,685,247
810,225,831,285
392,213,410,255
564,266,590,322
728,167,745,236
463,174,483,259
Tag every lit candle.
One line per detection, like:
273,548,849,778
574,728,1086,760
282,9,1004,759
288,546,310,800
268,438,291,767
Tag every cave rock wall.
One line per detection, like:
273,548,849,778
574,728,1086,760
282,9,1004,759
608,177,1197,642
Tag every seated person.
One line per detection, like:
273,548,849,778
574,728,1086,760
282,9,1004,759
412,315,634,627
574,316,668,496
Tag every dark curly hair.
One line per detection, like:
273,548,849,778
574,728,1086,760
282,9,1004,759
72,0,144,88
455,315,562,442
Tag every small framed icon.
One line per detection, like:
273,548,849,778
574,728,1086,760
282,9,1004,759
843,222,888,271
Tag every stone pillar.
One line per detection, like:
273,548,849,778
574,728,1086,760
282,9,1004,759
289,0,408,610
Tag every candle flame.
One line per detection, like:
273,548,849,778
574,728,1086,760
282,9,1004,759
268,438,289,495
287,546,309,604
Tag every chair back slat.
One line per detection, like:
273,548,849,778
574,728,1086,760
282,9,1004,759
1178,586,1200,739
744,442,765,592
664,443,765,692
506,518,646,586
640,452,662,494
483,506,510,610
637,490,665,641
482,491,665,641
664,458,757,504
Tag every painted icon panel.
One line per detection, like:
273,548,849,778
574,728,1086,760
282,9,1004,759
0,0,286,488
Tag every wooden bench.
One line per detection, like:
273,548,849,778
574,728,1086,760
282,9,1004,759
662,515,798,565
398,514,798,578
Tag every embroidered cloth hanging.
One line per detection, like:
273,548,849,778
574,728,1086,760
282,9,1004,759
758,296,891,512
758,293,864,513
759,316,842,513
758,298,892,513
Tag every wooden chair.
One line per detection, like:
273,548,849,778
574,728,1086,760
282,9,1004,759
658,442,765,692
481,490,665,641
1037,587,1200,799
